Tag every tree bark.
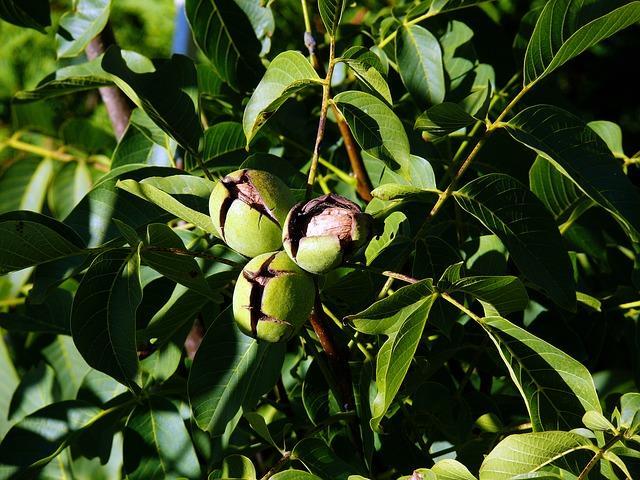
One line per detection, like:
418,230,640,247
85,23,132,140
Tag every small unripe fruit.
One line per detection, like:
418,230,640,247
209,169,295,258
283,194,373,274
233,251,315,342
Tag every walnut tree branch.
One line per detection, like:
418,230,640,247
85,22,132,140
301,1,373,202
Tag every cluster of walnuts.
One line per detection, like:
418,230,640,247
209,169,372,343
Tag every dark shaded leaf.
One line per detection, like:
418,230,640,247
507,105,640,241
454,173,576,310
71,248,142,389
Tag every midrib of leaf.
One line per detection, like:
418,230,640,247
404,26,435,100
454,188,570,300
148,405,168,475
196,338,258,431
206,0,242,70
104,252,137,390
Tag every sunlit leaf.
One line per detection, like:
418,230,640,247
479,431,594,480
56,0,111,58
243,50,321,143
480,316,602,431
395,24,445,107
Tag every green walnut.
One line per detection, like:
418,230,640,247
283,194,373,274
209,169,295,258
233,251,315,342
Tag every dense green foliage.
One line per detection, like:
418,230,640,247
0,1,639,479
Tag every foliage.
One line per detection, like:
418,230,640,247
1,1,640,479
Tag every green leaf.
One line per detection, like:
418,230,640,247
141,224,213,298
48,161,94,219
524,0,640,85
0,157,56,214
371,295,436,431
333,90,411,176
339,47,392,104
395,24,445,107
8,363,56,422
244,411,281,451
529,156,590,223
271,471,323,480
479,431,595,480
102,47,202,156
64,165,178,248
43,336,91,401
0,336,19,439
235,0,274,57
123,396,201,480
141,272,235,346
348,279,434,334
111,110,170,169
0,401,104,477
188,308,284,435
447,276,529,315
318,0,345,36
415,102,476,136
417,0,489,17
431,459,477,480
292,438,356,480
243,51,321,143
56,0,111,58
79,369,127,404
576,292,601,312
370,184,438,202
454,173,576,310
71,248,142,389
588,120,625,158
301,360,332,426
185,0,264,91
620,393,640,431
582,410,616,432
480,316,602,431
507,105,640,242
117,178,216,235
202,121,246,163
218,454,257,479
0,0,50,32
13,51,133,102
365,211,411,265
0,211,86,274
0,283,74,335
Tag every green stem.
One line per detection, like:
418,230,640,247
415,82,533,239
0,297,26,308
322,304,374,361
306,40,336,198
577,434,624,480
441,292,481,322
259,451,292,480
378,1,499,49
